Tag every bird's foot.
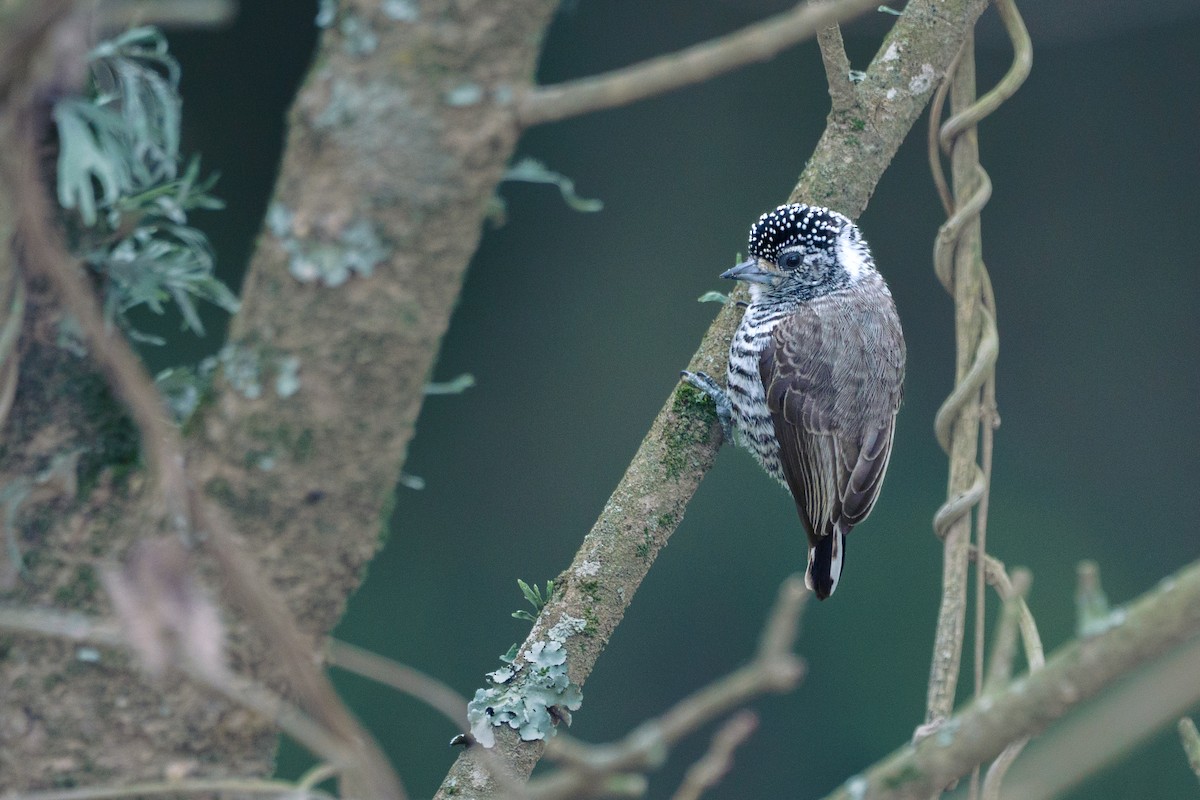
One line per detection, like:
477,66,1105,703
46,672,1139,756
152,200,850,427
680,370,733,442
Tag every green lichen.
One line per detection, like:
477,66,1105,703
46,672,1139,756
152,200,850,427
204,476,234,505
662,384,716,479
54,565,98,606
467,632,584,747
267,202,390,287
293,428,315,462
74,373,140,495
635,530,652,561
53,28,235,343
375,488,398,548
581,606,599,638
244,417,316,466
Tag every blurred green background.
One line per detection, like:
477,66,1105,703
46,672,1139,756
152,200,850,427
157,2,1200,797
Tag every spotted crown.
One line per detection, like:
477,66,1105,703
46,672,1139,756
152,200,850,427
747,204,850,263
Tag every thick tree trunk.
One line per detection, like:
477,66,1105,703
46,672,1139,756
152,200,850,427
0,0,559,790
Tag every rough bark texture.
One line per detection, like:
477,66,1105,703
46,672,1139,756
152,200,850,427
0,0,558,790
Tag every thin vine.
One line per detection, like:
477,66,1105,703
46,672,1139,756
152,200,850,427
923,2,1034,798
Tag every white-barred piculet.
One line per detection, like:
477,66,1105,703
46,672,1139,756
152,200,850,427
684,203,905,599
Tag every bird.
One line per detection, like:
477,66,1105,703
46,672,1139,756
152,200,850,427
683,203,905,599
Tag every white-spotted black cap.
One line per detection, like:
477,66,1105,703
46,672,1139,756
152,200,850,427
747,204,850,263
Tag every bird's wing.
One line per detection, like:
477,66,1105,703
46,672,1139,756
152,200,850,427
759,295,903,539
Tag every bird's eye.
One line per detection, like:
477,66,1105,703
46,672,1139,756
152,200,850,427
778,252,802,270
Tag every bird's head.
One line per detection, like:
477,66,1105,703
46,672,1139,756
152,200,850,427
722,203,875,299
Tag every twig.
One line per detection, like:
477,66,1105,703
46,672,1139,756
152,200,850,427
96,0,236,31
924,31,991,726
670,711,759,800
970,552,1042,672
296,763,341,793
324,639,538,795
527,576,807,800
1179,718,1200,786
979,569,1033,800
968,552,1043,800
517,0,879,127
816,24,856,114
0,605,124,646
2,778,336,800
982,567,1032,694
937,0,1032,150
326,637,471,732
181,662,360,778
817,555,1200,800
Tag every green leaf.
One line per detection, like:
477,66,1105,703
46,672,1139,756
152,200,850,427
424,373,475,395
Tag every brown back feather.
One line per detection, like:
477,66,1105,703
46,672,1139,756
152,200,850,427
759,283,904,544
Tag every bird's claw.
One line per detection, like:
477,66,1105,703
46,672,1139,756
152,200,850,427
680,370,734,442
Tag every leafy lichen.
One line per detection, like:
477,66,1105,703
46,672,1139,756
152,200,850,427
267,202,391,287
53,28,236,344
466,610,586,747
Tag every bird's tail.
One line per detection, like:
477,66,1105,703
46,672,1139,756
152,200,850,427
805,528,846,600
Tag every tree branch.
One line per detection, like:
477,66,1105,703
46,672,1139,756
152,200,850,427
817,556,1200,800
2,777,335,800
517,0,879,127
2,0,564,793
436,0,990,795
1179,718,1200,786
5,82,408,800
526,576,807,800
669,711,759,800
816,24,855,114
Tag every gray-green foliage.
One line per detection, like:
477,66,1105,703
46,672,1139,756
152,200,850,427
53,27,236,344
512,578,554,622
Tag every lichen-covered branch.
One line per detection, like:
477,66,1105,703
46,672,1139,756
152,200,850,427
436,1,990,796
817,556,1200,800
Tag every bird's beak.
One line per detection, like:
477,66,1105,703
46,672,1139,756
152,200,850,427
720,258,777,286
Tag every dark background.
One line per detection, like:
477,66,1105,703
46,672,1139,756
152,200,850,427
159,2,1200,797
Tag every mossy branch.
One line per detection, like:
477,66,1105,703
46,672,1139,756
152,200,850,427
436,0,991,794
